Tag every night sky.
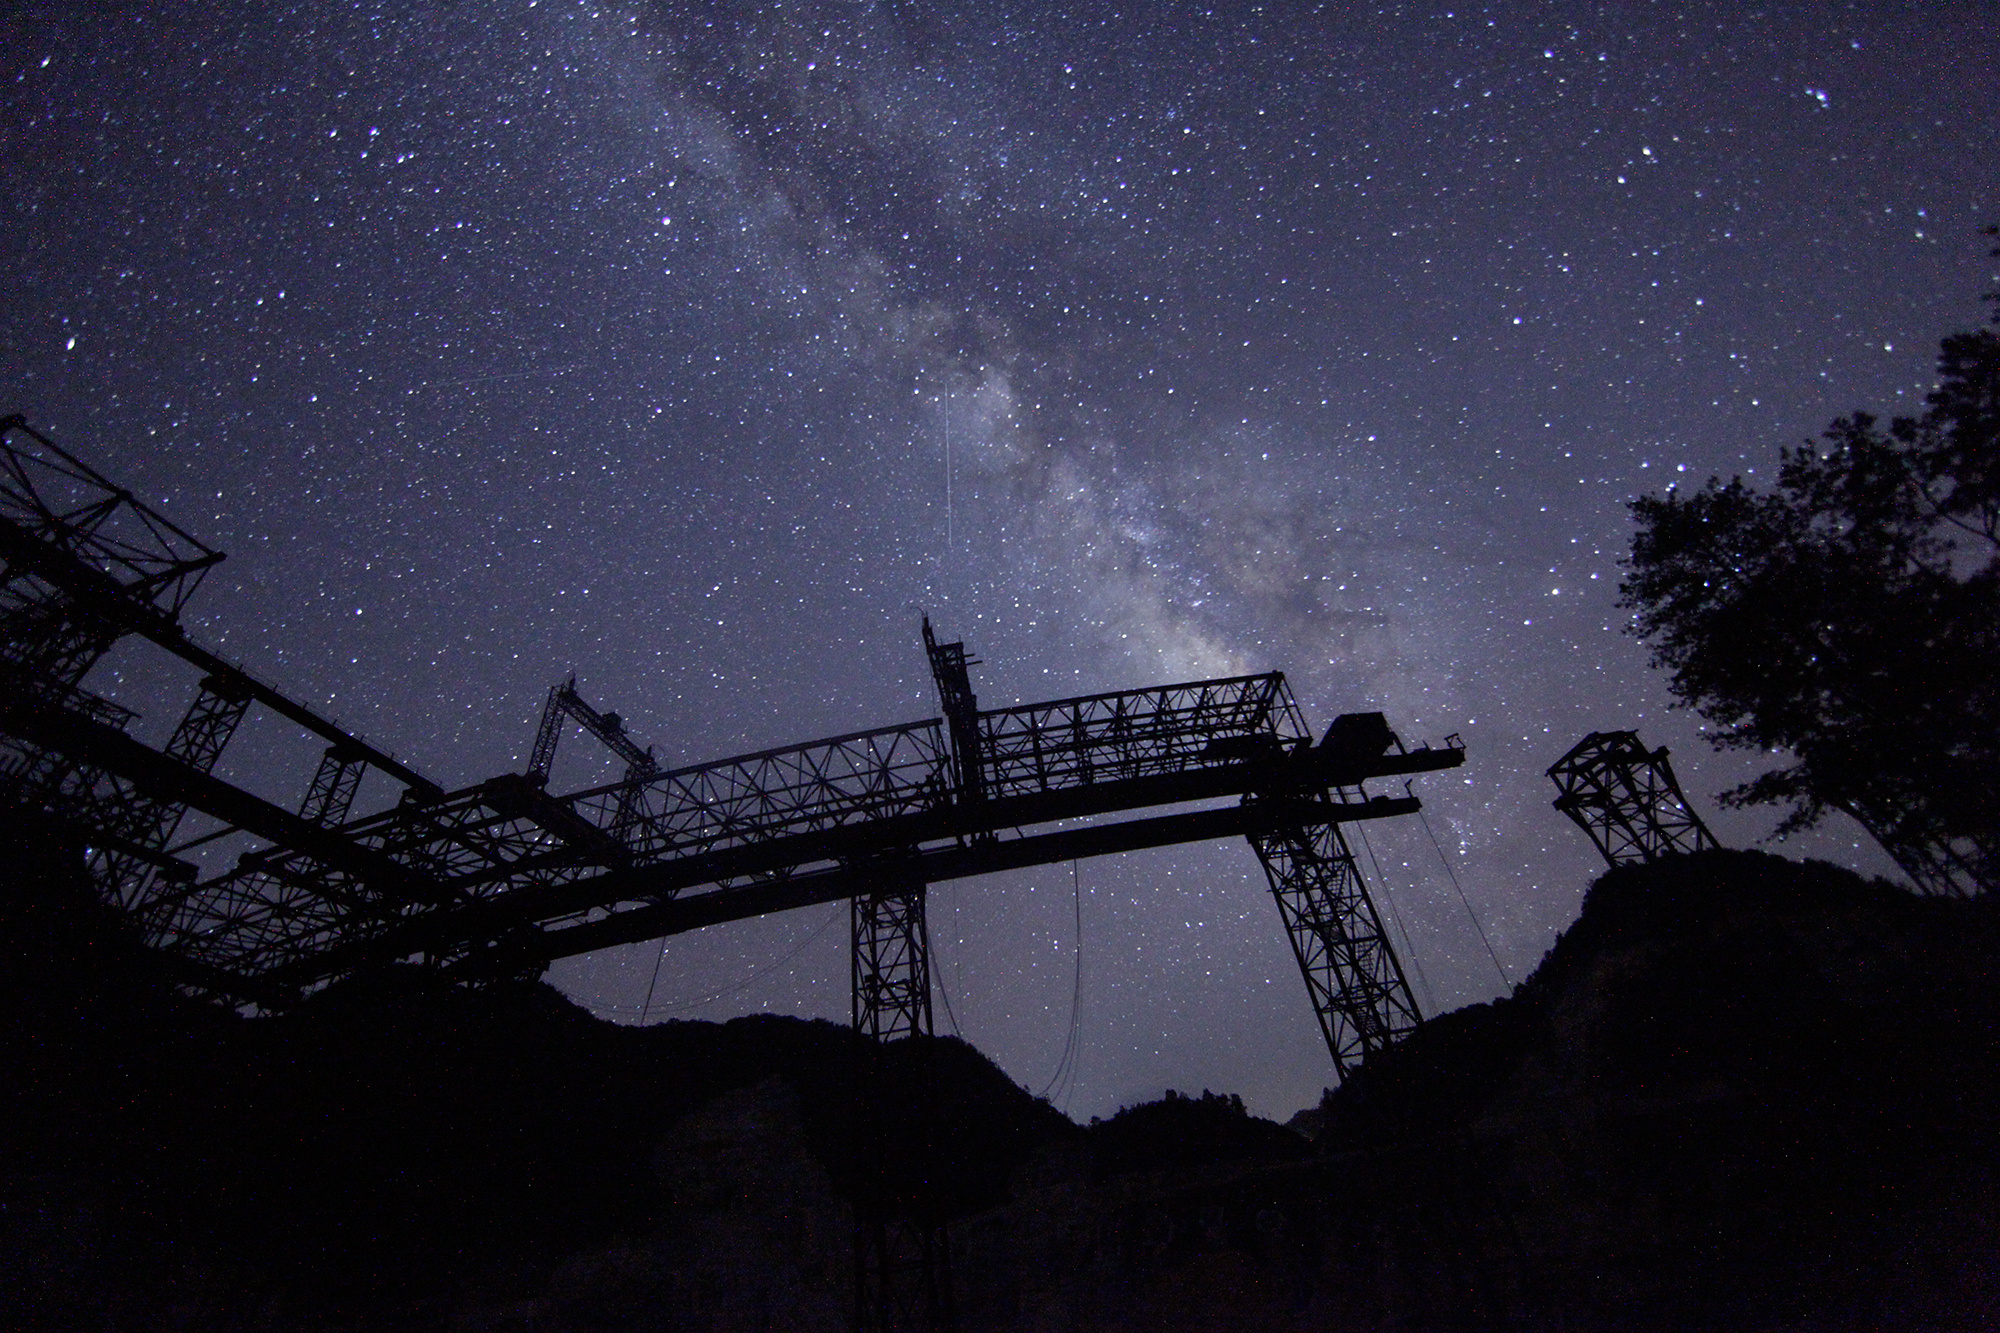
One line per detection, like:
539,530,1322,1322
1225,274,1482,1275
6,1,1996,1120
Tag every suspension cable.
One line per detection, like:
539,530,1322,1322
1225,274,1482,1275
639,940,669,1024
623,902,844,1021
934,888,965,1039
1037,858,1086,1107
1417,797,1511,989
1354,819,1437,1015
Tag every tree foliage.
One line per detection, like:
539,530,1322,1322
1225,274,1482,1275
1620,260,2000,895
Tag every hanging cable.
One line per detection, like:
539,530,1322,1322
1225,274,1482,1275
1354,819,1437,1016
1037,859,1086,1107
614,902,844,1021
1061,860,1084,1099
638,937,670,1024
935,885,965,1038
1040,856,1088,1104
1416,794,1512,989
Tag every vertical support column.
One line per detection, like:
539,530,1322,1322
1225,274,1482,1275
922,618,985,827
852,880,935,1042
609,784,647,846
526,678,573,785
163,676,255,772
299,744,367,826
102,675,253,912
855,1212,952,1333
851,871,952,1333
1249,812,1423,1080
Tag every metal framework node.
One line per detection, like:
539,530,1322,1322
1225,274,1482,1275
1548,730,1718,868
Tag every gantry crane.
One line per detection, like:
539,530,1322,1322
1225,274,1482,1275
0,416,1464,1069
0,417,1472,1333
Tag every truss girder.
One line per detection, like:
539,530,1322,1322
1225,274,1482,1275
136,681,1463,997
1248,806,1422,1078
582,719,953,863
0,599,120,688
0,422,433,802
0,416,224,625
977,673,1309,799
0,436,1467,1013
1548,731,1718,868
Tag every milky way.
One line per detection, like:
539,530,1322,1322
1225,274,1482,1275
6,1,1996,1118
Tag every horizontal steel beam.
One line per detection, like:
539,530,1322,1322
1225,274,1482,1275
0,514,437,796
259,791,1424,988
0,693,426,900
204,726,1466,994
316,732,1465,957
487,794,1426,972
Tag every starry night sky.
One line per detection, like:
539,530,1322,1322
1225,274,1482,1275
6,1,1997,1119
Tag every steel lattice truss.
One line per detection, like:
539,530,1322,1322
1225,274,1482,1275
0,416,222,658
0,424,1468,1080
852,881,933,1045
1249,799,1423,1075
977,675,1303,798
151,669,1431,1000
1548,730,1719,868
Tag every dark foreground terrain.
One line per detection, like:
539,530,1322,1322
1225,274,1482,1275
5,832,1997,1330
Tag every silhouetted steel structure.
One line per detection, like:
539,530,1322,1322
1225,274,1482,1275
1,420,1474,1333
1549,730,1718,867
0,418,438,965
0,417,1465,1050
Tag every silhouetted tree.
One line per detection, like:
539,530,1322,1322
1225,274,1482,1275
1620,234,1999,895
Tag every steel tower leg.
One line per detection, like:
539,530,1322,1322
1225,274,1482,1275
1249,815,1422,1080
852,880,935,1042
855,1212,951,1333
851,874,952,1333
105,676,253,918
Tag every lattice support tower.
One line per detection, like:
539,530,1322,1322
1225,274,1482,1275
854,1210,952,1333
851,874,935,1043
1248,800,1423,1077
849,861,950,1331
1548,730,1719,868
299,745,368,827
923,616,984,814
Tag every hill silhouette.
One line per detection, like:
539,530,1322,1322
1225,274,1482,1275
4,826,1997,1329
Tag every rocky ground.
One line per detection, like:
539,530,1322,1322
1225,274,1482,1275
4,834,1997,1330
